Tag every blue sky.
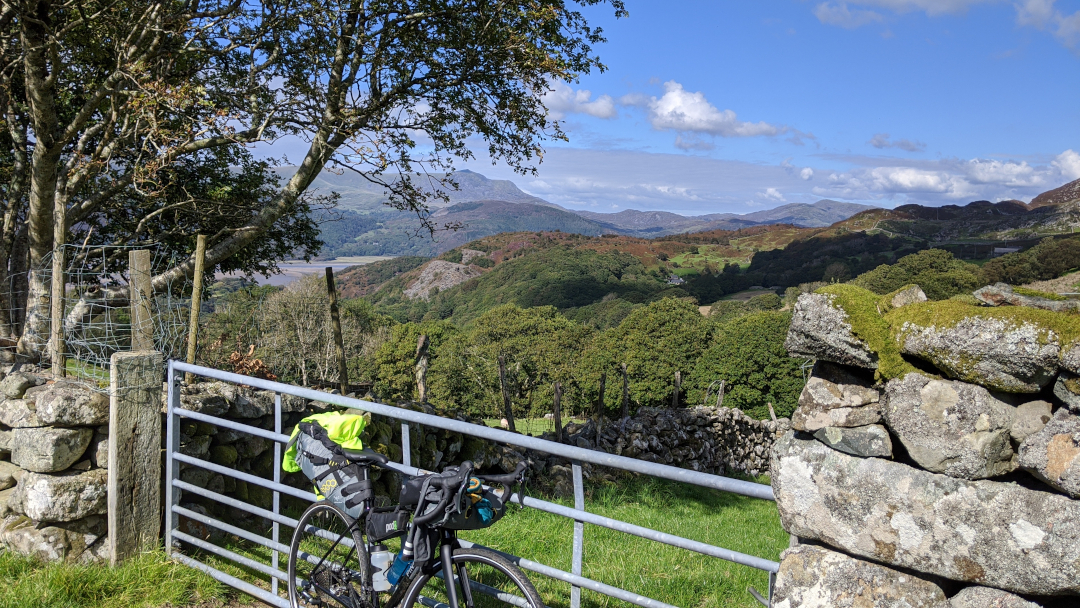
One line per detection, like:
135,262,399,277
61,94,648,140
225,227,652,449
456,0,1080,215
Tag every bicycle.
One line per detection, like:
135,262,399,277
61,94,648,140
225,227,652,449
287,447,542,608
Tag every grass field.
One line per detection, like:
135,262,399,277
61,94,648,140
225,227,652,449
459,475,786,608
0,475,785,608
483,417,587,436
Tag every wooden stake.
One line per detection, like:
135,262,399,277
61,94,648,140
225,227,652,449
672,371,681,409
596,372,606,434
184,235,207,384
620,363,629,419
129,250,153,352
553,382,563,442
498,354,515,432
415,334,430,402
49,243,65,377
715,380,725,408
325,267,348,395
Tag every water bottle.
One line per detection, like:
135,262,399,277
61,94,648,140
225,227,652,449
369,544,393,592
386,537,414,586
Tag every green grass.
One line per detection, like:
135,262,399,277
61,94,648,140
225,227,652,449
460,475,786,608
0,549,226,608
483,417,586,436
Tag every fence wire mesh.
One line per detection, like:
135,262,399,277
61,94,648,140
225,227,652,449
0,245,194,392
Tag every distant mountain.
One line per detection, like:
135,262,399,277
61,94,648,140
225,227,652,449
323,200,615,257
1030,178,1080,209
572,199,877,237
274,167,552,212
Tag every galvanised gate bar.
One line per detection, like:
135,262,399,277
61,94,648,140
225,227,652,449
164,361,781,608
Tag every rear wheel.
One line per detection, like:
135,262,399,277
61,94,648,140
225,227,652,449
289,501,373,608
401,546,543,608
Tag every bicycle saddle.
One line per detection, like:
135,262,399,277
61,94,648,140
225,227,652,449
341,448,389,465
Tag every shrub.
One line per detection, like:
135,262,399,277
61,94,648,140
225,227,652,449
852,249,982,300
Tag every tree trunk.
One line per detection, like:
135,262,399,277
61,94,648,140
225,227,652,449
498,354,515,433
414,334,430,403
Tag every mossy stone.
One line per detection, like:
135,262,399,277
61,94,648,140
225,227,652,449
208,445,238,467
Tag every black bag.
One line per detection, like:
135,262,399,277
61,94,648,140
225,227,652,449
366,507,409,543
292,421,373,518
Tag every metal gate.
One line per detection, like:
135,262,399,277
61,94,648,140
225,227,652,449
164,361,780,608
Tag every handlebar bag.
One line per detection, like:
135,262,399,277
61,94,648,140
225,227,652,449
441,488,507,530
284,412,373,519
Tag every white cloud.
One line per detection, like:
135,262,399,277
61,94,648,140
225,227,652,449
813,153,1077,203
814,2,884,28
869,133,928,152
759,188,787,202
1016,0,1080,48
638,81,785,138
801,167,815,180
543,82,617,120
1053,150,1080,180
674,135,716,151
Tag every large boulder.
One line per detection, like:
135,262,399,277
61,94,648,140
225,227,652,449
33,381,109,426
0,399,41,428
949,586,1041,608
893,308,1060,393
791,362,882,432
785,293,878,369
178,392,229,416
772,544,948,608
10,469,107,522
0,514,106,563
771,432,1080,596
11,427,93,473
0,461,20,491
1053,371,1080,412
1018,408,1080,499
974,283,1080,313
812,424,892,458
0,372,43,399
883,373,1016,479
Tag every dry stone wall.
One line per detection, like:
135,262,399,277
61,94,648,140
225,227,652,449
775,284,1080,606
0,368,110,563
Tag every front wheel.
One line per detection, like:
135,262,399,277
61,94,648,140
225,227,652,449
288,501,373,608
401,546,543,608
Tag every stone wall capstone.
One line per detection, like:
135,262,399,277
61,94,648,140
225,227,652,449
774,284,1080,606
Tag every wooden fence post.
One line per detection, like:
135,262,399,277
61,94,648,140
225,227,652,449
716,380,726,408
620,363,629,419
129,250,153,352
596,372,606,435
184,235,207,384
672,371,681,409
498,354,515,432
50,189,66,377
415,334,429,402
108,350,162,564
325,267,348,395
553,382,563,442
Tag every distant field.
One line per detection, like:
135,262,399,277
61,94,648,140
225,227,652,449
720,288,779,302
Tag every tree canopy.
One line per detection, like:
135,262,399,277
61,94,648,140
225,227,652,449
0,0,625,356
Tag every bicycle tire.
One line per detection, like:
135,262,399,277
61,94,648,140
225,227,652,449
400,546,544,608
289,500,374,608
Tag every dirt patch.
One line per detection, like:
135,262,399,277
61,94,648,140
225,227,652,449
1022,271,1080,295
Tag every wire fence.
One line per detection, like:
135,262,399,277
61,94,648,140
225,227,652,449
0,245,194,391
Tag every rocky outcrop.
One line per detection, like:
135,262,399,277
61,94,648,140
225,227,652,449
10,469,107,523
811,424,892,458
772,432,1080,596
403,260,481,301
1053,372,1080,412
791,362,881,431
974,283,1080,313
785,293,878,369
883,373,1016,479
0,514,107,563
32,381,109,426
1019,408,1080,499
772,544,948,608
949,587,1041,608
11,427,93,473
894,313,1059,393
